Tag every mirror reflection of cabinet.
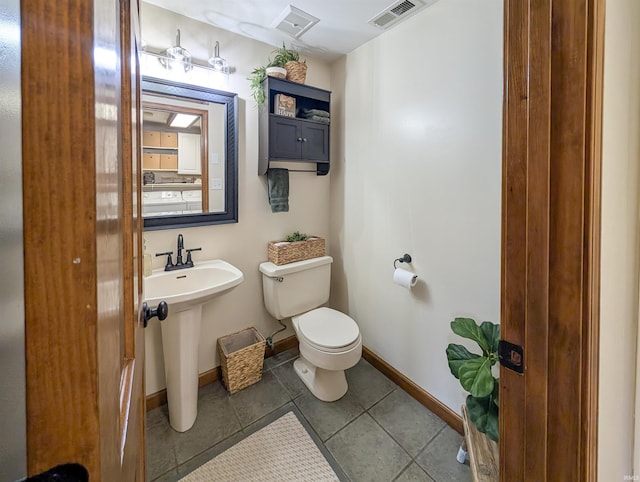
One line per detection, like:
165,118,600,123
143,130,179,170
177,133,202,175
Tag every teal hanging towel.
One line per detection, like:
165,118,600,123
267,168,289,213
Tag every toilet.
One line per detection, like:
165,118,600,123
259,255,361,402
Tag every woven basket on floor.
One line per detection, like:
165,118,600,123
217,327,266,394
284,61,307,84
268,236,325,265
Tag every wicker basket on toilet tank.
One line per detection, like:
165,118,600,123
267,233,325,265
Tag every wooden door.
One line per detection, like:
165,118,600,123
120,0,145,479
22,0,145,479
500,0,603,480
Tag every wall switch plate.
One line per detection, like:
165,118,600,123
211,178,223,190
210,152,219,164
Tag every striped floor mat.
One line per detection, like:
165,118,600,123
179,411,340,481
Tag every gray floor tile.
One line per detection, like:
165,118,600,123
394,463,434,482
147,352,463,482
294,389,364,441
370,389,446,457
173,381,242,464
271,358,308,399
237,402,301,438
326,413,411,482
148,467,177,482
346,358,396,409
263,346,299,370
176,430,246,478
146,405,178,481
415,426,472,482
228,370,291,427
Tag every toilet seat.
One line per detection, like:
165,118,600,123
294,307,360,353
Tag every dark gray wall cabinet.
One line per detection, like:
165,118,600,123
258,77,331,176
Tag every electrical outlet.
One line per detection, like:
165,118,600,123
211,178,223,190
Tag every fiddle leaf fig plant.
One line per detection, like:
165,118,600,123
446,317,500,441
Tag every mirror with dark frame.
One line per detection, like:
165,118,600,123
141,76,238,230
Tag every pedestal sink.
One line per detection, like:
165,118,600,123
144,259,244,432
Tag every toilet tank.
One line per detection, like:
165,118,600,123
259,256,333,320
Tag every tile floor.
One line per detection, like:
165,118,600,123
146,348,472,482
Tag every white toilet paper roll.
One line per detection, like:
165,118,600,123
393,268,418,288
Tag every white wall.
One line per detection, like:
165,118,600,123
140,3,333,395
599,0,640,479
329,0,502,414
0,0,27,479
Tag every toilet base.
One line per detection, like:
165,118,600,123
294,356,348,402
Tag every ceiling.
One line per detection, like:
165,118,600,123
143,0,438,62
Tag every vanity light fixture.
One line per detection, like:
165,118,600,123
207,41,229,74
168,113,199,128
158,29,193,72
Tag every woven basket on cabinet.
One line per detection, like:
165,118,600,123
284,61,307,84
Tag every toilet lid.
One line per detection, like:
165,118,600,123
297,307,360,349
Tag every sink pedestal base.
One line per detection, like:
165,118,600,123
160,305,202,432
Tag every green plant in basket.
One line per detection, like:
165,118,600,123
248,43,306,107
285,231,309,242
445,317,499,441
272,42,304,65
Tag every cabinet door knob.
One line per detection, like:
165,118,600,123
297,137,303,142
302,138,308,142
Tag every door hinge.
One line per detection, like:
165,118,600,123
498,339,524,374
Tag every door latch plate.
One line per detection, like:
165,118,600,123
498,339,524,374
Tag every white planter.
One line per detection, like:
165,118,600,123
266,66,286,79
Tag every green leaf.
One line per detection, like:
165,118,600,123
492,381,499,407
451,318,490,355
467,394,499,442
485,405,499,442
458,357,494,398
446,344,480,379
480,321,500,355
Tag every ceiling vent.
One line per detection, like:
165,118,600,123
368,0,428,29
272,5,320,39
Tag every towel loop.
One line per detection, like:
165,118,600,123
393,253,412,269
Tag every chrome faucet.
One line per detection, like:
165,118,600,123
156,233,201,271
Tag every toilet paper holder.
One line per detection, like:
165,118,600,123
393,253,412,269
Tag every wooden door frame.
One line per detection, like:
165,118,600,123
22,0,102,475
22,0,144,478
21,0,605,479
501,0,603,480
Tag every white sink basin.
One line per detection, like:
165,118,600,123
143,259,243,432
145,259,244,312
